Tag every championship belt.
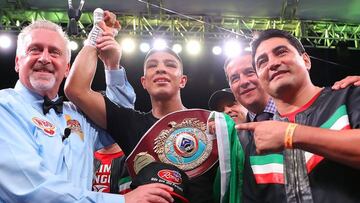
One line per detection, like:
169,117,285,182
126,109,218,179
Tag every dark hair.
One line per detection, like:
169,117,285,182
144,47,182,64
223,51,252,81
251,29,305,69
143,47,183,74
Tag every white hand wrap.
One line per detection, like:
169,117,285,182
85,8,104,47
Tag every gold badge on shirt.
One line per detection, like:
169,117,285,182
65,114,84,141
32,117,56,137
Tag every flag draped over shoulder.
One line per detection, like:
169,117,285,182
211,112,244,203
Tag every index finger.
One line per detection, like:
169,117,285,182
236,122,258,131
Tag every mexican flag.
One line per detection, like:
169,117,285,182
249,104,351,184
211,112,244,203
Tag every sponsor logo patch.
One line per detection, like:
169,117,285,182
32,117,56,137
158,169,182,184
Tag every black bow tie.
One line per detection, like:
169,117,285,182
43,96,63,115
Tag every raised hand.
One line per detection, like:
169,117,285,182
102,10,121,35
86,9,121,47
96,22,122,68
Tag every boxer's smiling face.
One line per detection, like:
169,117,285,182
141,51,187,100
